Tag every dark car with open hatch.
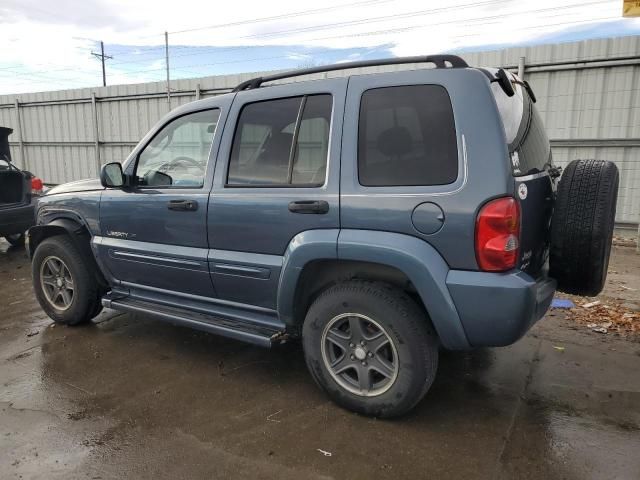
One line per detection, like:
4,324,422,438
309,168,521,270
0,126,43,246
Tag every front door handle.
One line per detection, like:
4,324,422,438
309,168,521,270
288,200,329,214
167,199,198,211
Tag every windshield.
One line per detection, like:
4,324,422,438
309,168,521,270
490,71,553,176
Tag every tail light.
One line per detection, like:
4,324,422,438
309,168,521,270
475,197,520,271
31,177,43,195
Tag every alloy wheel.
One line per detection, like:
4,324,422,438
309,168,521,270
321,313,399,397
40,256,75,311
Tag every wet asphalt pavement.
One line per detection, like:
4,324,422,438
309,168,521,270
1,240,640,479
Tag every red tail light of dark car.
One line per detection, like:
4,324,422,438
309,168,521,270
31,176,43,195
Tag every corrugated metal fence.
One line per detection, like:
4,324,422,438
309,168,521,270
1,35,639,225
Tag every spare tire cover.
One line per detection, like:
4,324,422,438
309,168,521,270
549,159,619,296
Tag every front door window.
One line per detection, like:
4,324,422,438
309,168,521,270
135,109,220,188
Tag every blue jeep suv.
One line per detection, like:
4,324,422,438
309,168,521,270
28,55,618,417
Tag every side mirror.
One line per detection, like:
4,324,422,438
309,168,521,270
100,162,125,188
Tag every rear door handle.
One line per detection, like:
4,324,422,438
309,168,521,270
167,199,198,211
288,200,329,214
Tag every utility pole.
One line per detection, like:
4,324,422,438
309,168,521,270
165,31,171,106
91,41,113,87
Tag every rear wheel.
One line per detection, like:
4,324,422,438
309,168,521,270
550,159,619,296
5,233,25,247
302,281,439,418
32,235,101,325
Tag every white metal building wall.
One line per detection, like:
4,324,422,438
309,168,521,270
462,36,640,225
0,35,638,224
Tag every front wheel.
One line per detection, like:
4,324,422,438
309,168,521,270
302,281,439,418
32,235,101,325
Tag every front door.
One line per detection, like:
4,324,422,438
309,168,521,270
98,101,229,298
208,79,347,309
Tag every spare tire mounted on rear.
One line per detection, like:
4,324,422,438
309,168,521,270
549,159,619,297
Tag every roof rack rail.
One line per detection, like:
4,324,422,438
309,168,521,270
232,54,469,92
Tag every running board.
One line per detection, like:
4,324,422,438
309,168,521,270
102,292,287,348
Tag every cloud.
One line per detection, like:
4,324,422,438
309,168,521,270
0,0,638,94
0,0,141,30
285,52,313,61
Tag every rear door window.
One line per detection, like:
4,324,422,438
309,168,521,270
227,94,332,187
358,85,458,187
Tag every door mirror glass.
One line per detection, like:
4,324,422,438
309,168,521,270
101,162,125,188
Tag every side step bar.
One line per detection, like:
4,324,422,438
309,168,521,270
102,293,287,348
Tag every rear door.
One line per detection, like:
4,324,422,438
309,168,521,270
340,70,478,268
208,79,346,309
490,74,555,276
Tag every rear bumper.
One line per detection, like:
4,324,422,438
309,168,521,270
446,269,556,347
0,202,35,237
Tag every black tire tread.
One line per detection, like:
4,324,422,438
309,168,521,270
550,159,619,296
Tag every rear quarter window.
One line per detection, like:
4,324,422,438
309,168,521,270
491,78,552,176
358,85,458,187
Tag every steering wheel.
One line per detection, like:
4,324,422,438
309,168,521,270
160,156,204,174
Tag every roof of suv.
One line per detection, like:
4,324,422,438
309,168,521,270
167,54,478,117
167,54,519,121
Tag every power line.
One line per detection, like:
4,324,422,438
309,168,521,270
94,0,490,66
166,0,392,35
0,0,508,74
0,11,619,95
0,3,623,90
116,4,617,76
0,0,613,77
0,12,616,88
226,0,614,42
121,15,622,77
90,0,613,70
115,0,615,65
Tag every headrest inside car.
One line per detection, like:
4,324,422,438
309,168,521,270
376,126,412,157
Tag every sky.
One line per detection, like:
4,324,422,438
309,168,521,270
0,0,639,94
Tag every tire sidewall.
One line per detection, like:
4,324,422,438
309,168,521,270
32,236,96,325
302,283,437,417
